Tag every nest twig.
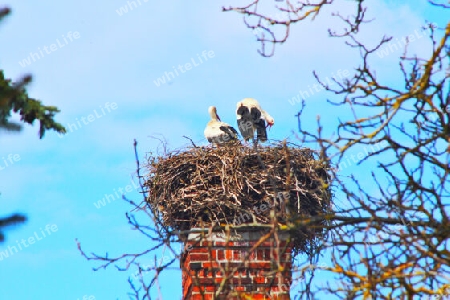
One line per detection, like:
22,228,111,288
144,142,331,254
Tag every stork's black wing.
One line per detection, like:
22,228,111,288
220,125,238,141
250,107,262,122
255,119,268,142
237,105,250,117
237,106,254,141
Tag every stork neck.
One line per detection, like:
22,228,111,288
209,110,218,121
261,110,271,120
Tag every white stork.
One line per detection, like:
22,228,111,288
204,106,239,146
236,98,274,145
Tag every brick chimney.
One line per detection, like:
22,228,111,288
181,227,292,300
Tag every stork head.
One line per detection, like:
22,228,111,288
208,106,221,121
266,117,274,130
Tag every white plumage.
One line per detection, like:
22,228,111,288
204,106,239,145
236,98,274,143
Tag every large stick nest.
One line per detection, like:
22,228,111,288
144,143,331,254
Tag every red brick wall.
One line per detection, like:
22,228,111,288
181,229,292,300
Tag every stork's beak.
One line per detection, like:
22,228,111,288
266,123,274,130
216,114,221,121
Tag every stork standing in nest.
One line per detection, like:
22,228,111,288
236,98,274,148
204,106,239,146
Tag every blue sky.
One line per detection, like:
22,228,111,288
0,1,447,299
